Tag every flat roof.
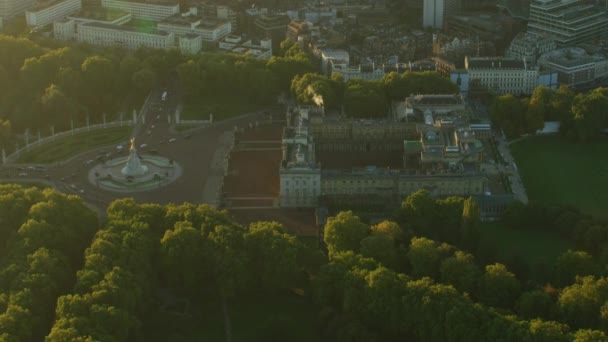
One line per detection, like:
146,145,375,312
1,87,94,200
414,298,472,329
30,0,74,12
104,0,179,5
69,8,130,21
80,21,170,35
160,14,201,25
467,57,526,69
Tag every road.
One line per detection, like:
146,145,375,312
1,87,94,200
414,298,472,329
2,87,277,211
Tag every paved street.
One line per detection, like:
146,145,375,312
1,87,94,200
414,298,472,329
2,88,276,212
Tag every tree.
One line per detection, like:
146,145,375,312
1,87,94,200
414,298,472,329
570,88,608,141
479,263,521,309
439,251,481,296
407,237,451,279
516,290,555,320
558,276,608,329
573,329,608,342
460,197,481,251
528,319,571,342
554,250,598,287
323,211,369,258
525,99,545,134
360,234,398,268
396,190,437,234
291,73,340,109
490,94,528,137
159,222,207,291
343,79,388,118
40,84,78,127
131,68,156,98
370,221,405,242
243,222,301,289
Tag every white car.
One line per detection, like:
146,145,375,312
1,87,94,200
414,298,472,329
79,190,85,194
18,172,28,177
116,145,124,150
140,143,148,148
85,160,94,165
169,138,177,143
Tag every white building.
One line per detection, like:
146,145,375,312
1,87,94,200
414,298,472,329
100,0,179,21
451,56,558,95
528,0,608,47
423,0,444,29
0,0,34,20
77,22,175,50
178,34,202,54
319,48,349,75
53,17,75,40
218,35,272,59
505,32,556,65
158,15,231,43
68,9,132,26
329,62,386,81
26,0,81,27
538,47,608,85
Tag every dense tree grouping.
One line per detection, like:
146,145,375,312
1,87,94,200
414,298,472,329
46,199,321,341
491,85,608,141
0,35,314,151
291,70,459,118
0,36,175,136
0,185,607,340
0,185,97,341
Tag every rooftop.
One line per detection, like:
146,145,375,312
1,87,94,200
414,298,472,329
160,14,201,25
30,0,74,12
81,21,170,35
466,57,528,70
105,0,179,6
407,94,465,106
69,8,130,21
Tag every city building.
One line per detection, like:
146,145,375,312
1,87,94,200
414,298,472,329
254,13,291,50
537,47,608,85
279,102,488,208
329,62,386,81
67,8,132,25
527,0,608,47
318,48,349,75
0,0,34,20
77,21,175,49
100,0,179,21
26,0,81,27
216,5,237,31
423,0,444,29
218,35,272,59
505,32,556,65
450,56,558,95
157,12,231,45
53,17,76,40
178,34,202,54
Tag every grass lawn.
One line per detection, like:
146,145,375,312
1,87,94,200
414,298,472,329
17,126,131,164
145,291,321,342
510,136,608,218
181,97,267,121
479,222,571,265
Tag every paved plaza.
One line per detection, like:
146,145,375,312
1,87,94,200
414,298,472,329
0,90,322,235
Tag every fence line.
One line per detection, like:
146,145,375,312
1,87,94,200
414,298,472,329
6,120,134,163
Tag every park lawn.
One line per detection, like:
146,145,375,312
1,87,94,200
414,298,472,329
479,222,571,265
181,97,266,121
17,126,131,164
510,136,608,218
